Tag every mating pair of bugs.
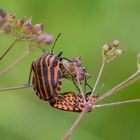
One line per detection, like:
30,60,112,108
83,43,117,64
1,33,97,112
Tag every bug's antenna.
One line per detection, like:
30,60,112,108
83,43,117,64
51,33,61,53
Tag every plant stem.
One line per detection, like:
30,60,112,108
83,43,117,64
76,73,86,103
94,98,140,108
0,39,18,61
93,70,140,105
0,49,29,77
63,109,88,140
89,61,105,99
0,84,33,92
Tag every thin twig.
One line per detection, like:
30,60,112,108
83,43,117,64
63,109,88,140
94,98,140,109
0,39,18,61
76,73,86,103
0,49,29,77
89,61,105,99
93,70,140,105
0,84,33,92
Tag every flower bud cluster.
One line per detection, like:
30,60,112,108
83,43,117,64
0,8,53,46
15,18,53,45
61,57,90,82
102,40,124,63
0,8,15,33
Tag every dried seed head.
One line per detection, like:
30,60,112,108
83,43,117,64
112,40,120,47
114,49,124,56
102,44,112,53
23,19,33,34
36,33,53,45
61,58,90,82
15,19,24,28
43,34,53,44
4,24,12,33
8,14,15,22
33,23,44,35
102,40,122,63
0,8,7,18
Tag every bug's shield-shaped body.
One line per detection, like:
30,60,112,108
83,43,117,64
32,52,62,101
49,92,97,112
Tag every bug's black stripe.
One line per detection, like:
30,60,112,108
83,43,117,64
34,58,44,98
47,53,52,66
50,55,60,97
42,54,52,99
50,56,59,89
32,63,40,96
50,57,60,96
37,56,47,98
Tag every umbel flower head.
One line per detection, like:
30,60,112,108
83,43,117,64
102,40,124,63
61,57,90,82
0,8,53,47
14,18,53,45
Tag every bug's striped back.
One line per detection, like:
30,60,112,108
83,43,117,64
49,92,97,112
32,52,62,101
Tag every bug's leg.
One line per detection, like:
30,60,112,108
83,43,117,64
73,81,80,93
84,77,93,93
28,64,33,85
85,81,93,91
60,57,72,62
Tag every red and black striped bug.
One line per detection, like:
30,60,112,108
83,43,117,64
31,51,63,101
49,92,97,112
28,33,64,101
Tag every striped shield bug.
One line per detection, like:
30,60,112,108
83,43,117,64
49,92,97,112
31,51,63,101
29,33,64,101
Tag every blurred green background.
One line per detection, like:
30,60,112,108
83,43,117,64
0,0,140,140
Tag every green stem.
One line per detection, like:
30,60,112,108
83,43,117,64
0,84,33,92
0,49,29,77
94,98,140,108
0,39,18,61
